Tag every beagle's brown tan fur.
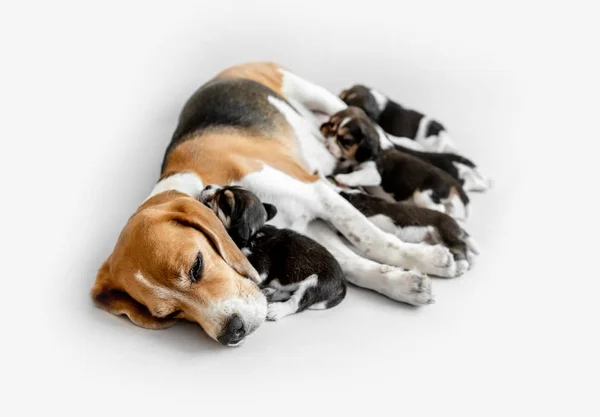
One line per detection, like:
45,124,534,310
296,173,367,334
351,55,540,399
93,62,478,346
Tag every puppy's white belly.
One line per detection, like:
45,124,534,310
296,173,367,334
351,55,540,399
268,96,338,176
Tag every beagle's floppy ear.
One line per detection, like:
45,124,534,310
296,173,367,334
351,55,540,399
263,203,277,221
168,197,261,282
91,261,178,329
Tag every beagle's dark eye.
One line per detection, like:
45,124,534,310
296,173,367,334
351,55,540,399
189,253,203,283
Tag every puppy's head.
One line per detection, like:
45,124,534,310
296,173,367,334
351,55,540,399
320,106,381,163
200,185,277,247
91,191,266,347
339,85,383,120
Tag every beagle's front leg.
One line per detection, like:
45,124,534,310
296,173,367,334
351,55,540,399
314,180,458,278
240,165,457,277
304,221,434,305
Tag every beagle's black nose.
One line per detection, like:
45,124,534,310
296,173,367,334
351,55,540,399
217,314,246,346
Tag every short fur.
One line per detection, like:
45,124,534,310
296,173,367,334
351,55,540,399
341,191,478,263
391,145,475,183
340,85,427,139
92,62,479,347
200,185,347,320
323,107,470,218
340,86,490,191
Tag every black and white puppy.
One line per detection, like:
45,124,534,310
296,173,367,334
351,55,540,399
339,84,454,152
339,85,489,192
321,107,470,219
200,185,347,321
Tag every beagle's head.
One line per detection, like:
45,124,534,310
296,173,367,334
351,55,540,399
339,85,383,121
200,185,277,247
320,106,381,164
91,191,267,347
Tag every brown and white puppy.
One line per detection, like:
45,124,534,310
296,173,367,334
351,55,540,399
320,106,381,164
339,85,490,192
322,107,470,219
92,63,478,347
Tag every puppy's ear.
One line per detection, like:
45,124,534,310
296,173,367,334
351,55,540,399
230,221,253,248
263,203,278,221
339,89,349,101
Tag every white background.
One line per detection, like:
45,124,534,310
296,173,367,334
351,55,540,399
2,1,599,416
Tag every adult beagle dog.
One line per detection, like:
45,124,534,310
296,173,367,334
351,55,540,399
92,62,477,346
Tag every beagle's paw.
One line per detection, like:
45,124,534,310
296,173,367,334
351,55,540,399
383,267,434,306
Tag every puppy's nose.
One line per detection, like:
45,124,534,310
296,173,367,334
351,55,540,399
217,314,247,346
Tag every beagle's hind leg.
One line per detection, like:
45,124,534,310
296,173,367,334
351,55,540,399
280,69,347,115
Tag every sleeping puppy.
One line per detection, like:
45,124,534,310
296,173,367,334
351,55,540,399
200,185,347,321
339,84,455,152
339,85,489,192
321,107,470,219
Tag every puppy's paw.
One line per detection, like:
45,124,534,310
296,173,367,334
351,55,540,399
465,236,480,255
461,234,480,268
334,173,353,187
261,287,277,297
456,260,469,276
457,165,491,193
266,302,293,321
383,268,434,306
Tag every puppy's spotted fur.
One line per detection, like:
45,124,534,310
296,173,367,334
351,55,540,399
339,85,489,192
200,185,347,321
339,85,452,150
322,107,470,219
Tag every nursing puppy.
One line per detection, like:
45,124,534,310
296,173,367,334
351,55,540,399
339,85,489,192
200,185,347,321
339,85,455,152
321,107,470,219
92,62,478,346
